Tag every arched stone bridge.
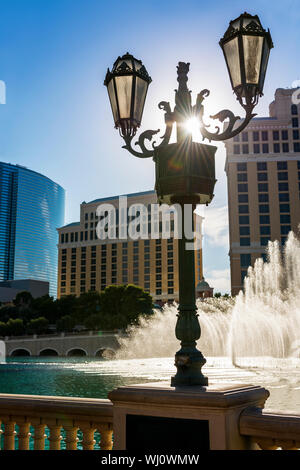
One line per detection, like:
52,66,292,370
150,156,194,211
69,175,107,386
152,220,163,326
3,332,122,358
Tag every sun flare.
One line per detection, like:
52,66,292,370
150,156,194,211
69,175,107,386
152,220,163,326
185,117,199,135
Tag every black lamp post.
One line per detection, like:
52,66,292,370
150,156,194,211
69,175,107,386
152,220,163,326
104,12,273,386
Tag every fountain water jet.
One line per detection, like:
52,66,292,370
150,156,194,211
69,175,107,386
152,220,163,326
117,232,300,364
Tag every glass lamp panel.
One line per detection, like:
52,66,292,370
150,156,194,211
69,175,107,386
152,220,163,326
259,38,270,91
115,75,133,119
223,37,241,88
242,35,263,84
107,79,119,124
133,77,148,123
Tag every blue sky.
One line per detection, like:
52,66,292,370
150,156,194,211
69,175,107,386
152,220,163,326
0,0,299,293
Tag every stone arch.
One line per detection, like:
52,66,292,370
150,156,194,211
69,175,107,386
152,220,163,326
95,348,116,359
10,348,31,357
66,348,88,357
39,348,59,357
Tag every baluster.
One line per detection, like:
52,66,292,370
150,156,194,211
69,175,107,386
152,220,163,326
48,425,62,450
257,438,278,450
80,424,96,450
17,422,31,450
33,424,46,450
3,420,16,450
98,425,113,450
64,425,79,450
280,440,299,450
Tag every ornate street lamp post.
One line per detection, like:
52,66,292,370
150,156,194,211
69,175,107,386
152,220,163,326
104,12,273,386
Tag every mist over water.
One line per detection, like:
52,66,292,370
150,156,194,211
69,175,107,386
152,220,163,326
117,232,300,362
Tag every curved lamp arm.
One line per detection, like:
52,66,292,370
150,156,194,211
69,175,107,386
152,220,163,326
196,89,257,142
122,102,175,158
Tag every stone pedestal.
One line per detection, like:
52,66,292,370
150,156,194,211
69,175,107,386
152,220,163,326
108,382,269,450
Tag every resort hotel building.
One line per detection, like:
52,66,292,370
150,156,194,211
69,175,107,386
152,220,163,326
0,162,65,297
57,190,209,303
225,88,300,295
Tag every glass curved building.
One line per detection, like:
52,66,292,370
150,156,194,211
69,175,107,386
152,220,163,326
0,162,65,297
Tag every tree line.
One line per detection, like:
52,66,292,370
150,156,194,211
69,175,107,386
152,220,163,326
0,285,154,337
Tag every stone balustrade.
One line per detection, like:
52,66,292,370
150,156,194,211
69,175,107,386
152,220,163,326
0,392,300,450
0,393,113,450
239,407,300,450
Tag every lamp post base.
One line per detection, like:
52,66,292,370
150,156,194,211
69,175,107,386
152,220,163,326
171,350,208,387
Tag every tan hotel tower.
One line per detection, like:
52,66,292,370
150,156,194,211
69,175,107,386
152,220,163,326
57,190,208,303
225,88,300,295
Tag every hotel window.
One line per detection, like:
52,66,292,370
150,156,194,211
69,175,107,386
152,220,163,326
242,144,249,154
274,143,280,153
279,193,289,202
257,162,267,171
259,194,269,202
278,182,289,191
292,118,299,128
238,184,248,192
273,130,279,140
258,173,268,181
260,215,270,224
278,172,288,181
293,130,299,140
233,135,240,142
240,226,250,236
291,104,298,115
262,144,269,153
242,132,248,142
281,225,291,235
61,234,64,243
156,289,162,295
282,143,289,152
239,216,249,225
277,161,287,170
260,237,270,246
240,238,250,246
238,173,248,182
259,205,269,213
168,288,174,294
279,204,290,213
258,183,268,192
254,144,260,154
168,266,174,273
241,271,248,284
240,254,251,268
238,194,248,203
260,226,270,235
282,130,288,140
234,145,240,155
238,205,249,214
294,142,300,152
280,214,291,223
262,131,268,141
237,163,247,171
253,131,259,141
